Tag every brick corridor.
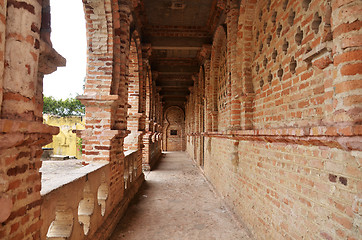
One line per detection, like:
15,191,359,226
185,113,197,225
110,152,252,240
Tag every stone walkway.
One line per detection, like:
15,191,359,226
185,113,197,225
110,152,252,240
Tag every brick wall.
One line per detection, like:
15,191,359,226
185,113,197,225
0,0,163,239
1,0,360,239
186,0,362,239
202,138,361,239
163,106,185,151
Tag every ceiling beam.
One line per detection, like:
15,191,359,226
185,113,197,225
158,72,194,75
144,27,211,38
162,97,187,102
152,65,199,73
152,46,202,51
151,58,198,67
157,81,194,87
160,91,189,96
160,87,189,93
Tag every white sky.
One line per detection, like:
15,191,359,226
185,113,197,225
43,0,87,100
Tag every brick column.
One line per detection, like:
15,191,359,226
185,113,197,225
236,0,255,130
0,0,6,114
227,0,242,130
78,0,134,208
142,65,154,170
0,1,61,239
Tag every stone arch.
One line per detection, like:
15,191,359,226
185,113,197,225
209,25,228,132
163,106,185,151
78,0,133,161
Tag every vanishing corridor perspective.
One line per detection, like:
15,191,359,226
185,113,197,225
0,0,361,240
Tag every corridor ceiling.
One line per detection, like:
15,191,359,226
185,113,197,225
139,0,223,108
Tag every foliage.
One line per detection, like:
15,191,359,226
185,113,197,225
77,138,83,155
43,96,85,117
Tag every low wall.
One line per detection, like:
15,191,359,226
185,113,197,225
40,149,144,240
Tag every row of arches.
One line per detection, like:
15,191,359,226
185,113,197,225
194,0,335,133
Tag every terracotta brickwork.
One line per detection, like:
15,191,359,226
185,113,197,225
1,0,361,239
186,0,361,240
0,0,162,239
0,0,63,239
124,35,145,151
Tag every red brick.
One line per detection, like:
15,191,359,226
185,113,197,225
334,49,362,64
334,80,362,94
340,63,362,76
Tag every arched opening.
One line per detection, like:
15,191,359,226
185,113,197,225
43,0,86,99
209,26,229,132
40,0,86,161
163,106,185,151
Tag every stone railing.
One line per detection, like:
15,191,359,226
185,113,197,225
39,149,144,240
123,150,140,190
40,160,110,239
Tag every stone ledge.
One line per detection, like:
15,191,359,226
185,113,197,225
0,119,59,135
77,94,119,102
302,42,332,63
202,124,362,137
38,39,66,75
194,125,362,151
124,149,138,157
76,129,129,138
40,160,108,196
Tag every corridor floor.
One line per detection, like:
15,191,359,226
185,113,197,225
110,152,252,240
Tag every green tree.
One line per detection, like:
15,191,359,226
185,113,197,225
43,96,85,116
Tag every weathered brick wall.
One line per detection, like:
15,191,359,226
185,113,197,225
186,0,362,239
0,0,6,113
251,0,332,129
203,138,361,239
0,0,60,239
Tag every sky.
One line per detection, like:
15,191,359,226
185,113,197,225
43,0,87,100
